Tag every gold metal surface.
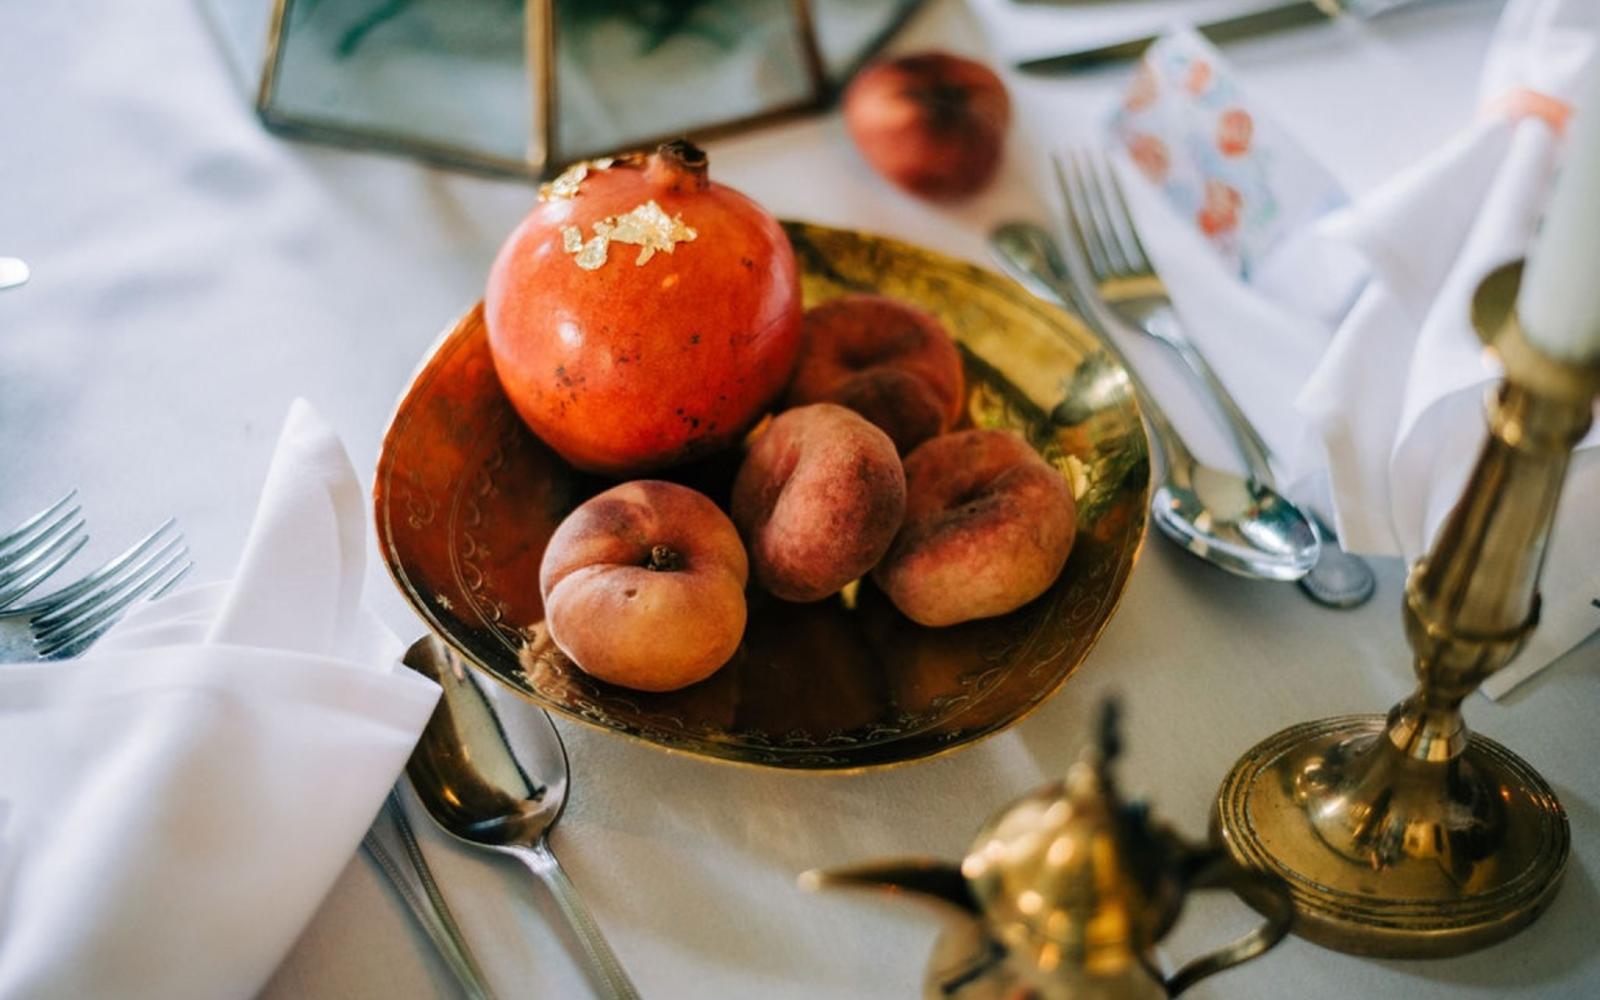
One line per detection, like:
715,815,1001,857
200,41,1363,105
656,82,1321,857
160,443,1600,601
803,703,1293,996
374,222,1150,770
1214,259,1591,957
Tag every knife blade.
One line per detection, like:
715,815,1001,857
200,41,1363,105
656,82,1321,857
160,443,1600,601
1015,0,1440,74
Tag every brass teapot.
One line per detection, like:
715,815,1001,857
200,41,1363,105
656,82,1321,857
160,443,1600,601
802,704,1292,999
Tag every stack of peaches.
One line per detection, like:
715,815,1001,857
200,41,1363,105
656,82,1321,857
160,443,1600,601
485,142,1076,694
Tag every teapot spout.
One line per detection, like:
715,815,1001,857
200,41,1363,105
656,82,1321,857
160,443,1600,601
798,857,979,917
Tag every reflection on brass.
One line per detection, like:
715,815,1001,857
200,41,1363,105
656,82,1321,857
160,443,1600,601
1214,260,1593,957
801,702,1293,997
561,199,698,271
373,222,1150,770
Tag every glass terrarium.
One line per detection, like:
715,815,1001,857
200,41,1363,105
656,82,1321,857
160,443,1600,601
201,0,924,178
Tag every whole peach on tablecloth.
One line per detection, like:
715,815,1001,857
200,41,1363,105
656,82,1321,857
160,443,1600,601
874,429,1076,627
540,480,748,692
786,294,966,454
843,51,1011,200
486,141,802,477
732,403,906,603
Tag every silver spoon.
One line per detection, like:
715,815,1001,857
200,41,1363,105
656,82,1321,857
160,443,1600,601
401,635,642,1000
0,258,30,291
989,222,1320,582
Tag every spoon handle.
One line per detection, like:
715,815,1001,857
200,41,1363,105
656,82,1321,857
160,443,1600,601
1150,308,1278,488
514,839,642,1000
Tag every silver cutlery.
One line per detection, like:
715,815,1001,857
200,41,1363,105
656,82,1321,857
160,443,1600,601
1054,149,1376,608
0,257,28,291
0,517,191,662
989,221,1321,582
362,783,497,1000
0,491,88,609
1015,0,1453,74
401,634,642,1000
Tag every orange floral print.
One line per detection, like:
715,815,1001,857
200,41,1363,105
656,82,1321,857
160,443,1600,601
1196,180,1242,236
1217,108,1253,157
1185,60,1213,95
1125,62,1158,112
1126,133,1170,183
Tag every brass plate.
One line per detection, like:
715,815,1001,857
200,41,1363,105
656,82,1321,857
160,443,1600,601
374,221,1149,770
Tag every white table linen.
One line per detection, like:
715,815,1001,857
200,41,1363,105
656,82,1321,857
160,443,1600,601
2,1,1597,998
0,402,438,999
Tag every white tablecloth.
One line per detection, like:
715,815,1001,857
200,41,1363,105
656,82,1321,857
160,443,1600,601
2,1,1597,998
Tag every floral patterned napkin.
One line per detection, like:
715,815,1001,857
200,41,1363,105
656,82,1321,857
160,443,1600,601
1108,28,1347,282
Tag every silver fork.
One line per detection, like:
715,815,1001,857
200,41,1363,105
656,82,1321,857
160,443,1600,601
1056,149,1376,609
0,519,192,662
0,491,90,609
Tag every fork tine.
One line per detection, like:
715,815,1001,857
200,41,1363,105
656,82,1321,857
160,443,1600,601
0,490,78,554
0,513,87,590
32,535,186,639
33,541,190,654
0,502,84,573
18,518,179,616
1053,153,1113,282
37,553,193,657
1073,150,1135,278
0,531,90,608
35,556,194,659
1097,155,1153,273
36,556,193,660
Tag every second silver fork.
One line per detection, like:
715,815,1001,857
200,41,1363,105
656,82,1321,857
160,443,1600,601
0,519,192,662
1055,149,1376,609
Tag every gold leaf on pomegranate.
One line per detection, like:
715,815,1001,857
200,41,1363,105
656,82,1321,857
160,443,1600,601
560,199,698,271
539,162,590,201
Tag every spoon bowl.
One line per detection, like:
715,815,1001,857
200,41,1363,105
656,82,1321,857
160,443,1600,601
402,634,641,1000
989,222,1319,583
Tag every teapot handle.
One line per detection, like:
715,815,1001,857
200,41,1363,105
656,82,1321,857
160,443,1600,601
1159,845,1293,997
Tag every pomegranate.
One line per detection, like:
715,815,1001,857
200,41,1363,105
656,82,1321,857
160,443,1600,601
486,141,803,476
843,51,1010,200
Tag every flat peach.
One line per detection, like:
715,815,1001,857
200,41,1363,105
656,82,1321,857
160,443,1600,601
540,480,748,691
731,403,906,602
873,429,1075,626
787,295,964,453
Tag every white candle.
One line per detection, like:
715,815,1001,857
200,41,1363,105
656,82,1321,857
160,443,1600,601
1518,67,1600,363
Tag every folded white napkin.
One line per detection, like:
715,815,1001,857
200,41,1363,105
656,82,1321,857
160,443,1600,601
1298,0,1600,697
1092,1,1598,698
0,400,440,1000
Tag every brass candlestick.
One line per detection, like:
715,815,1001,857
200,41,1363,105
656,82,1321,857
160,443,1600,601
1214,259,1597,958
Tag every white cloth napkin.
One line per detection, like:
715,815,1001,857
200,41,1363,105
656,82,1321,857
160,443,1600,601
0,400,440,1000
1296,0,1600,697
1084,0,1599,698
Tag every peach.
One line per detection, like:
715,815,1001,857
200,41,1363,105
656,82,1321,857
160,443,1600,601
873,430,1076,627
731,403,906,602
539,480,748,691
787,295,965,454
843,51,1010,200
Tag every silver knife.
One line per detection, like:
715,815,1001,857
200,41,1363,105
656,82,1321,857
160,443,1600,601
1015,0,1452,74
363,785,497,1000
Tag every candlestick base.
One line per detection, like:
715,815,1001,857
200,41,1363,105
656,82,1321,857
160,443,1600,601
1214,714,1568,958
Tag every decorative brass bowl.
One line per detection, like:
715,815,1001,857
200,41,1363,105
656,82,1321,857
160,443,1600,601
374,221,1149,770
